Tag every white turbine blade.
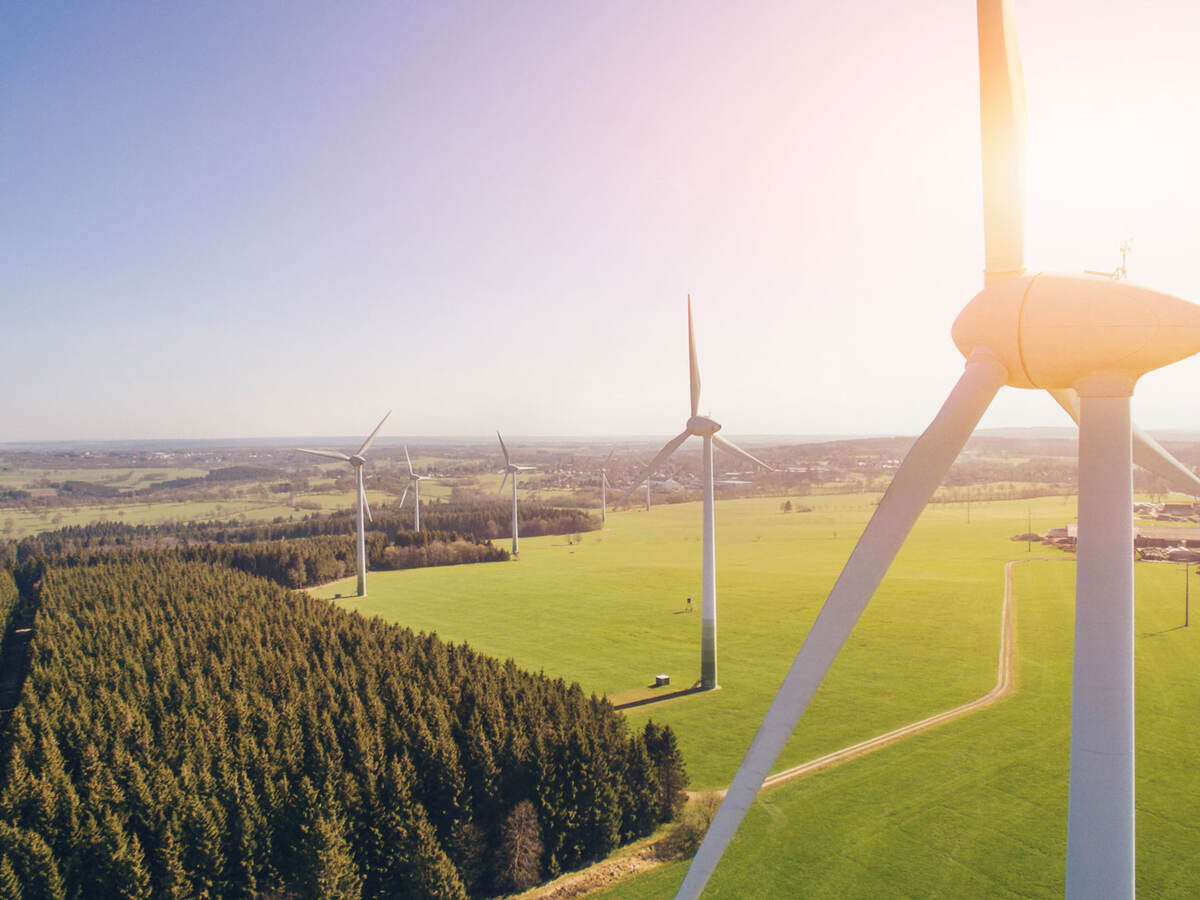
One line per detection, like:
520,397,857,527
1049,388,1200,496
603,471,612,488
676,353,1007,899
499,470,509,494
357,410,391,456
296,448,352,462
977,0,1027,285
615,430,690,509
362,490,373,524
399,484,409,509
516,465,536,471
712,435,774,471
404,444,415,476
604,447,616,467
497,430,511,466
688,295,702,417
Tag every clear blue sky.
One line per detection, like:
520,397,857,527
4,1,1200,442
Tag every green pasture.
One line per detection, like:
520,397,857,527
314,493,1198,896
0,489,391,539
594,560,1198,898
315,494,1078,789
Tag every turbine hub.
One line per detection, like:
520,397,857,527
687,415,722,436
951,272,1200,392
349,455,366,467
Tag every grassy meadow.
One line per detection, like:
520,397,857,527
311,492,1199,896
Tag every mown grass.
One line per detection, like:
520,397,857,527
593,561,1199,898
315,494,1073,789
314,493,1198,896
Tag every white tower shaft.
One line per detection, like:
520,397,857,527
1067,392,1135,898
601,473,607,525
355,466,367,597
414,480,421,532
701,434,718,689
511,473,520,555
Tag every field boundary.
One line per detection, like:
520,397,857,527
528,556,1039,898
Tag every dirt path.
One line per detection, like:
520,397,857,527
525,557,1035,898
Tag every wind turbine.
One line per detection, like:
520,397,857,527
616,297,773,690
497,431,535,555
398,445,431,532
599,449,614,525
296,411,390,597
677,4,1200,897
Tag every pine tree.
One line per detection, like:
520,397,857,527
643,722,689,823
0,855,20,900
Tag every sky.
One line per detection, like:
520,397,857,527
4,0,1200,443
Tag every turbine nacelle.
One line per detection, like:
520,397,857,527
348,455,366,467
686,415,722,436
953,273,1200,392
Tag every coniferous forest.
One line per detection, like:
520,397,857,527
0,555,687,898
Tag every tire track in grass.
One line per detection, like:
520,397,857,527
757,556,1025,791
525,557,1041,898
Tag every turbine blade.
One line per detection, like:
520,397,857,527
399,484,409,509
615,430,690,509
357,410,391,456
362,490,373,524
712,435,774,471
603,472,612,488
497,430,510,466
676,352,1007,899
1048,388,1200,496
604,447,616,467
978,0,1027,285
296,448,352,462
688,295,702,417
499,471,509,494
404,444,414,476
517,465,536,471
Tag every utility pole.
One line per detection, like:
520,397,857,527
1187,562,1191,628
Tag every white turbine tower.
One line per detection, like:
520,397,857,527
398,445,431,532
617,297,773,690
599,449,615,526
497,431,535,556
296,411,390,597
677,3,1200,897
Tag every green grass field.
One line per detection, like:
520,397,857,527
312,492,1199,896
0,488,392,539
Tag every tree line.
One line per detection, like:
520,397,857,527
0,555,687,897
0,499,600,569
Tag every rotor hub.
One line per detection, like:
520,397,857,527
687,415,722,436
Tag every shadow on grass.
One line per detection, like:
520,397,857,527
1142,623,1190,637
614,684,706,711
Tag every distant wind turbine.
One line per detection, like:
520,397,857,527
398,445,432,532
617,297,773,690
296,411,390,597
677,2,1200,896
498,431,535,555
599,449,614,525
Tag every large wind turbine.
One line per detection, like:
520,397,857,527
677,4,1200,898
296,411,390,597
398,445,431,532
616,297,773,690
497,431,535,555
